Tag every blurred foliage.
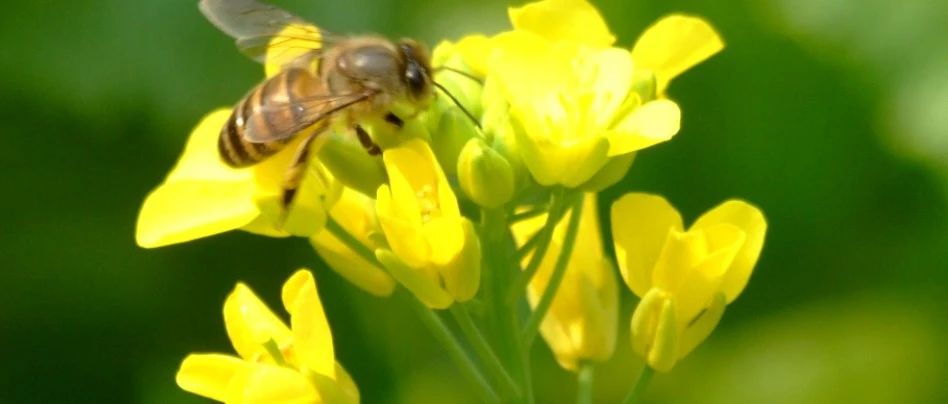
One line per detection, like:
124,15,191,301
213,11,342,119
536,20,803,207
0,0,945,403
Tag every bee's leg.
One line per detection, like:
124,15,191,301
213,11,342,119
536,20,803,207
355,125,381,156
384,112,404,128
281,131,320,209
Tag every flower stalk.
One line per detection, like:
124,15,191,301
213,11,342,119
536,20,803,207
507,189,570,304
403,290,500,403
521,192,583,347
450,304,521,400
577,362,595,404
621,366,655,404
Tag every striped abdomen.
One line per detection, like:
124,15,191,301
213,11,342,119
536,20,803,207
218,68,326,167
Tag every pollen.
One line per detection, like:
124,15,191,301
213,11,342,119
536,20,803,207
417,184,441,222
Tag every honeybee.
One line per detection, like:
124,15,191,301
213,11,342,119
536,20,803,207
199,0,466,207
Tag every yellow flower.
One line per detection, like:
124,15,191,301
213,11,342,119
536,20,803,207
374,139,481,309
310,187,396,297
176,269,359,403
611,193,766,371
482,0,723,188
136,109,340,248
512,194,618,371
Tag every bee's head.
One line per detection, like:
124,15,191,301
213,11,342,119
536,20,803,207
397,39,434,103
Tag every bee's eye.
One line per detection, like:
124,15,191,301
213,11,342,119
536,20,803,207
405,62,427,95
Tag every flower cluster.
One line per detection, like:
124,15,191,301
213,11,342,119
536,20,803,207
139,0,767,402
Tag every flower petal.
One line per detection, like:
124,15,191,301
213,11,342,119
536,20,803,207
666,224,744,321
691,200,766,302
572,47,634,127
136,180,259,248
509,0,615,47
611,193,684,297
631,15,724,94
607,99,681,156
223,283,292,362
176,353,251,403
437,218,481,302
490,31,570,104
310,363,361,404
650,230,710,296
678,291,726,358
510,113,611,187
136,109,260,248
422,217,466,266
376,207,431,269
281,269,335,379
166,109,248,183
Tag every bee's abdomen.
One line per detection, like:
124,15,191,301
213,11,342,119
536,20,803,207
218,108,261,167
218,69,316,167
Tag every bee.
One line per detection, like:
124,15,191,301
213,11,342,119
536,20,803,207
199,0,472,207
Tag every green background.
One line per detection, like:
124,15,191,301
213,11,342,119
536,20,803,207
2,0,946,403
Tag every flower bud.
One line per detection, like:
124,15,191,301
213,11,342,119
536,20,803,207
316,130,387,198
430,108,480,177
457,138,515,208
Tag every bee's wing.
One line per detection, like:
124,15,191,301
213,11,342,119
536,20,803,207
242,91,375,143
199,0,341,66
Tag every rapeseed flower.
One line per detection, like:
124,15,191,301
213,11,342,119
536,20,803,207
374,139,481,308
611,193,766,371
512,194,618,371
176,269,359,403
484,2,722,188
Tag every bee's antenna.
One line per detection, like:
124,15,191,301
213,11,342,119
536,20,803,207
434,66,484,85
433,81,481,130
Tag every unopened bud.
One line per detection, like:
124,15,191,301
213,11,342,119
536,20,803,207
457,138,515,208
430,109,480,177
316,130,387,198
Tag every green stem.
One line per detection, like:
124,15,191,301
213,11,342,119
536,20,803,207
520,193,582,347
403,291,500,403
577,362,595,404
451,305,520,400
621,366,655,404
515,230,543,261
325,219,499,402
324,217,376,264
482,208,533,403
508,305,534,404
506,190,569,304
509,205,548,223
